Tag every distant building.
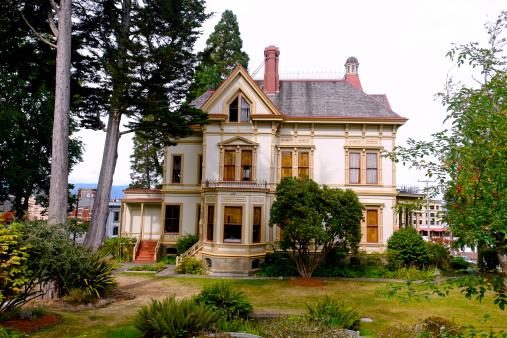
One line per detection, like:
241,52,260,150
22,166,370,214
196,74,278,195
106,200,121,239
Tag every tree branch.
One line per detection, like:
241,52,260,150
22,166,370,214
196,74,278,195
46,5,59,39
96,110,107,133
119,129,135,137
19,10,57,48
48,0,60,15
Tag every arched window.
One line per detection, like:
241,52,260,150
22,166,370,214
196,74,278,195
229,95,250,122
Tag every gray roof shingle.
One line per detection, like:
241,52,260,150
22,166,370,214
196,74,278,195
256,80,402,118
190,91,214,109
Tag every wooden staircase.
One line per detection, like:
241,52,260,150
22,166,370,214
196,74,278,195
133,241,158,263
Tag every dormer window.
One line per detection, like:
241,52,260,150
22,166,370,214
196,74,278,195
229,96,250,122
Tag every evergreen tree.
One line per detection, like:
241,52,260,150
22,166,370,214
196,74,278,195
189,10,249,100
129,132,164,190
0,8,82,220
76,0,210,250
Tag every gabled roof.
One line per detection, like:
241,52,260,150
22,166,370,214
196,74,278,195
218,136,259,146
255,80,403,119
190,65,282,116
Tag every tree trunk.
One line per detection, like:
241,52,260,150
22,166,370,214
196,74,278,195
48,0,71,225
496,244,507,289
84,112,121,250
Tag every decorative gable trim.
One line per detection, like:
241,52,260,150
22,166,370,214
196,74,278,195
218,136,259,147
200,65,282,116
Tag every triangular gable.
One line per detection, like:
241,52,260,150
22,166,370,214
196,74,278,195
200,64,282,116
218,136,259,147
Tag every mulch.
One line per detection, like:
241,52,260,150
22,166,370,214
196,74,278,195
286,278,327,287
0,314,62,333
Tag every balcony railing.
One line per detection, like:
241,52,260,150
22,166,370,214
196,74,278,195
204,179,268,189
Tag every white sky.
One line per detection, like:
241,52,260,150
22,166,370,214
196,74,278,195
69,0,506,191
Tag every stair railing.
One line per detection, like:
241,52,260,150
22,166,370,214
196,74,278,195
154,234,163,262
132,228,143,261
176,239,203,266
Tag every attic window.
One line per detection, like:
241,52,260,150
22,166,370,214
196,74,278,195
229,96,250,122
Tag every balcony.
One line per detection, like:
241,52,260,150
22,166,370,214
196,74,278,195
204,179,268,189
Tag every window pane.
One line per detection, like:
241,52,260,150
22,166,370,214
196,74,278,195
281,168,292,178
349,153,360,168
253,207,261,243
172,156,181,183
298,152,309,166
207,206,214,241
366,153,377,168
224,165,235,181
229,97,238,122
367,210,377,226
165,205,180,233
241,151,252,165
367,226,378,242
282,152,292,167
241,97,250,122
298,168,309,177
224,150,235,165
224,207,242,243
349,169,360,184
366,169,377,184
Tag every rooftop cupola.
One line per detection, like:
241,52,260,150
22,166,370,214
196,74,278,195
344,56,362,91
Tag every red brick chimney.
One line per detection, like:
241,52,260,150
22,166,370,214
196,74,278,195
264,46,280,94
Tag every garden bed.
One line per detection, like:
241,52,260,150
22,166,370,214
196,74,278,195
0,313,62,333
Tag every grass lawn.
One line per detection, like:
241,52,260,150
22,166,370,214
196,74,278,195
30,274,507,337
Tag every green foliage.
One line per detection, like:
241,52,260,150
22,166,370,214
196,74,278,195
176,233,199,254
426,242,452,269
189,10,249,100
15,222,117,302
127,262,165,272
306,296,360,330
256,315,350,338
161,255,176,265
0,326,24,338
386,11,507,278
269,177,364,279
452,256,470,270
175,257,206,275
134,295,221,338
387,227,430,268
192,281,253,319
482,247,500,270
257,253,299,277
128,132,164,189
101,237,136,262
421,316,461,337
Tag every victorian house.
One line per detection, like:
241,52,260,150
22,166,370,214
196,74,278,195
120,46,407,274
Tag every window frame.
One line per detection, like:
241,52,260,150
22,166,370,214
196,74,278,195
224,150,236,181
345,147,383,186
228,94,251,123
349,152,361,184
171,154,183,184
277,147,314,181
223,206,243,244
198,154,203,184
366,152,378,184
241,150,252,181
220,145,257,182
113,211,120,222
366,209,379,243
206,205,214,242
252,206,262,243
164,204,181,234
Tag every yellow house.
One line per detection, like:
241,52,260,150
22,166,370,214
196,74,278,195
120,46,407,274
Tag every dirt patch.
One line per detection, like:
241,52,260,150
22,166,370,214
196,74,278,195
286,278,327,287
46,288,136,312
0,314,61,333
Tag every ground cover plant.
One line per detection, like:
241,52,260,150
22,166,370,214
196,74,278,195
127,262,165,272
306,296,360,330
25,275,507,337
192,281,253,319
175,257,206,275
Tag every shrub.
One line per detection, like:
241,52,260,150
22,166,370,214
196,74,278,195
161,255,176,265
259,315,350,338
452,256,469,270
376,323,423,338
387,227,429,267
257,253,299,277
134,295,221,338
421,316,461,337
426,242,451,269
193,281,253,319
175,233,199,254
101,237,136,262
175,257,205,275
482,247,500,270
366,252,385,267
306,296,360,330
0,326,24,338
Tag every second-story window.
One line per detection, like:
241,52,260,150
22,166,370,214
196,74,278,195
229,96,250,122
172,155,182,183
241,150,252,181
224,150,235,181
298,152,309,177
281,151,292,179
349,153,361,184
366,153,378,184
